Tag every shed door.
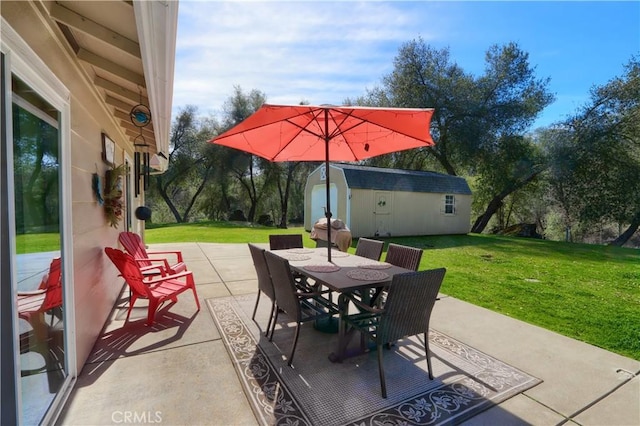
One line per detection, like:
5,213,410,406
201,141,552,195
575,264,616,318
311,183,337,223
374,191,391,236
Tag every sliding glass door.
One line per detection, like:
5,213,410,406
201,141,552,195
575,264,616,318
1,25,75,425
13,74,67,425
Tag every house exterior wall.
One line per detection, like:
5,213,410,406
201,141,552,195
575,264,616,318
3,2,142,371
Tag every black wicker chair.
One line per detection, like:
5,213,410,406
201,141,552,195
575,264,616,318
248,244,276,335
342,268,446,398
384,243,423,271
264,251,338,367
355,238,384,261
268,234,303,250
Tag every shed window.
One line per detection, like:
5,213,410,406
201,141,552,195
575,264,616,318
444,195,455,215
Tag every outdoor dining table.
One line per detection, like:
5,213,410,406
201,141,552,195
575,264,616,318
270,247,412,362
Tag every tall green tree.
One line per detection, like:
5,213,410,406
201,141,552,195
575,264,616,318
218,86,269,222
353,39,554,233
551,57,640,245
150,105,217,223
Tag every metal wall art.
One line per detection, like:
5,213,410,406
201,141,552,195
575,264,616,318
130,101,152,197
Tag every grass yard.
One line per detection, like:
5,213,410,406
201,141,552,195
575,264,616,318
145,221,640,360
14,221,640,360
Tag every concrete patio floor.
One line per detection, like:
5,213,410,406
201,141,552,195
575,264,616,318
57,242,639,425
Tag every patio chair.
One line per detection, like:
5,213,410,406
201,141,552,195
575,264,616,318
268,234,303,250
104,247,200,326
248,244,277,335
268,234,309,287
263,251,339,367
384,243,423,271
342,268,446,398
17,257,63,339
118,231,187,276
355,238,384,261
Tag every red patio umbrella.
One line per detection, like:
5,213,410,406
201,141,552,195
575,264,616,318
210,104,435,261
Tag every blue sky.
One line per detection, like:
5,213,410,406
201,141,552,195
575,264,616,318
173,1,640,130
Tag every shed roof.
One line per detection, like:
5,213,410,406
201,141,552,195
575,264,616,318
330,163,472,195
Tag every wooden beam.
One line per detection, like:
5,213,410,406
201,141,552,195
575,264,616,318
105,94,135,113
78,48,146,86
94,76,149,105
49,3,140,58
117,113,155,136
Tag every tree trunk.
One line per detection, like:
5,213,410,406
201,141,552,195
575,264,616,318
471,197,503,233
610,212,640,246
181,165,213,223
156,177,184,223
471,169,542,234
278,163,299,228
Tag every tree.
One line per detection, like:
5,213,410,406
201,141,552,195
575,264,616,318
549,57,640,245
471,134,546,233
218,86,269,222
150,105,217,223
353,39,554,233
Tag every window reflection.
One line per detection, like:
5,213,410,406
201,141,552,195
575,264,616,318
13,75,66,425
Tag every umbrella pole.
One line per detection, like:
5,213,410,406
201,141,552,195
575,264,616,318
324,109,332,263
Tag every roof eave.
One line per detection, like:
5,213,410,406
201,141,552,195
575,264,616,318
133,0,178,172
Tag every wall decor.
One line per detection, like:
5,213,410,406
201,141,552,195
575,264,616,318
103,164,126,228
102,133,115,166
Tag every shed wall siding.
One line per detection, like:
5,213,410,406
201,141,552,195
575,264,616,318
348,189,471,237
348,189,375,237
305,164,472,238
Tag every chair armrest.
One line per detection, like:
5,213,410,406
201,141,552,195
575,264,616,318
343,292,384,314
17,289,47,296
136,258,171,276
145,270,193,284
146,250,184,263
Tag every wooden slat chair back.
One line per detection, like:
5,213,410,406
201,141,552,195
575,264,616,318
355,238,384,261
263,251,338,367
268,234,303,250
343,268,446,398
104,247,200,326
384,243,423,271
248,243,277,334
118,231,186,274
17,257,63,340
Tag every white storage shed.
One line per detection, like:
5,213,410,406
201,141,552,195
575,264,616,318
304,164,473,238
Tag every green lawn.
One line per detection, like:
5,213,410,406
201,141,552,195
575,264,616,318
14,221,640,360
146,221,640,360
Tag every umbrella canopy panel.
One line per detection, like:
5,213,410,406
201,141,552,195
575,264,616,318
211,104,435,162
210,104,435,262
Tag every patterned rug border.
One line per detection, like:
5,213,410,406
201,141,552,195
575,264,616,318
207,296,541,426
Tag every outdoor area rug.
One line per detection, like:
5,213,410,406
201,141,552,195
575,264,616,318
207,295,541,426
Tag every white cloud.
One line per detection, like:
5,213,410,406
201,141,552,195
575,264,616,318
172,1,440,118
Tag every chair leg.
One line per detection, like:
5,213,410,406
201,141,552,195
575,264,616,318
377,342,387,398
191,286,201,310
146,299,159,326
424,332,433,380
269,309,279,341
288,323,301,367
251,291,261,320
265,301,275,337
126,294,138,322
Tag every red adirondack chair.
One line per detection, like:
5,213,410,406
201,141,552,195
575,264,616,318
118,231,186,275
17,257,63,339
105,247,200,326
